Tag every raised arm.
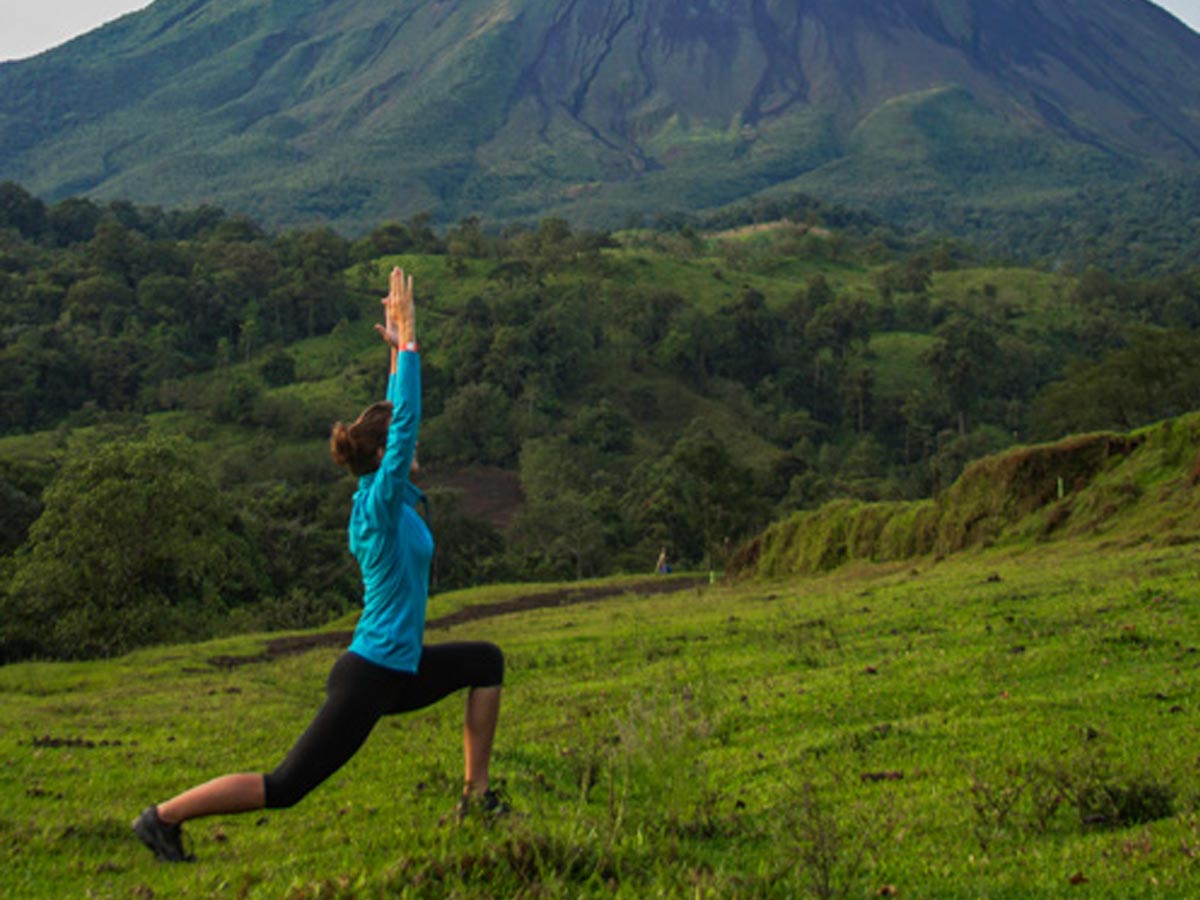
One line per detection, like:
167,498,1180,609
368,268,421,513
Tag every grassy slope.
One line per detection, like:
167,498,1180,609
743,412,1200,581
2,533,1198,897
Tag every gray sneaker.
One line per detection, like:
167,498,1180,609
454,788,511,823
132,806,194,862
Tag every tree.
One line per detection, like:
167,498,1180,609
233,479,359,609
488,259,536,288
276,227,350,279
0,182,47,239
714,287,782,386
88,219,140,280
482,326,537,397
192,216,253,244
202,240,280,306
805,274,835,310
511,491,606,580
841,367,875,434
421,382,518,465
804,296,871,421
1028,330,1200,439
875,257,932,296
609,286,684,347
446,215,490,260
165,204,227,240
211,371,263,425
0,463,44,556
922,314,999,437
422,488,508,590
519,436,588,503
439,297,493,388
900,388,950,468
805,296,871,366
62,274,135,336
569,401,634,454
354,222,412,261
84,333,150,410
832,434,894,499
1,433,265,661
527,297,594,396
628,422,762,568
47,197,102,245
406,212,442,254
136,273,191,326
0,328,87,428
656,310,718,386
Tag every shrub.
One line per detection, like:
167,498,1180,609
260,349,297,387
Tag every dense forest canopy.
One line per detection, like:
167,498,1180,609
2,180,1198,662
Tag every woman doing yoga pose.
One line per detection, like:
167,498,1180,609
133,268,506,862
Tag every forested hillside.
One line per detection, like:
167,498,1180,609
2,181,1199,661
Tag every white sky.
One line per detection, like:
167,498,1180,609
0,0,1198,61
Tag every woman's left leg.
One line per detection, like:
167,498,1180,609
464,686,501,795
383,642,505,797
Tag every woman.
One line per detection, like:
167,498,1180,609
133,268,506,863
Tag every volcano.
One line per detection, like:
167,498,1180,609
1,0,1198,238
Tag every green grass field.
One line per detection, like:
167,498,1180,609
1,247,1196,899
2,536,1196,899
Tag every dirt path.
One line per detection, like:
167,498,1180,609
208,577,705,669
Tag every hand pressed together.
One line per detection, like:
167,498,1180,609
375,267,415,350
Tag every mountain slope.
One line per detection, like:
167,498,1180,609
1,0,1199,239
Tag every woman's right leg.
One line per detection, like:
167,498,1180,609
260,655,386,809
156,773,264,824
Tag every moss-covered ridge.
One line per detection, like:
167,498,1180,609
733,411,1200,579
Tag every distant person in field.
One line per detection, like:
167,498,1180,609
133,268,507,863
656,547,671,575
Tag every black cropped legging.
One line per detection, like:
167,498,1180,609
262,641,504,809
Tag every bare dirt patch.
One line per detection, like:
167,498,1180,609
29,736,127,749
208,577,705,669
421,465,524,529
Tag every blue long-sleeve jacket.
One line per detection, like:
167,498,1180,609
347,352,433,672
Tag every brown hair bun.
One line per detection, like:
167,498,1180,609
330,401,393,475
